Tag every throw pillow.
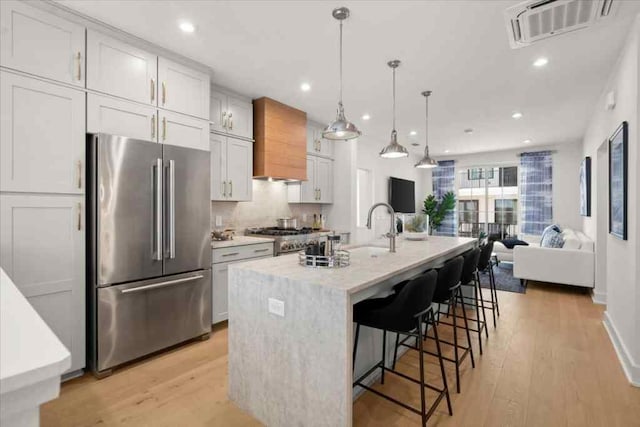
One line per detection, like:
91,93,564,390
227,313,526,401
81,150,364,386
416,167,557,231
541,229,564,248
540,224,562,246
500,238,529,249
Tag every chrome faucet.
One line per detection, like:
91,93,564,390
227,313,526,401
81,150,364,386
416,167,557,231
366,202,396,253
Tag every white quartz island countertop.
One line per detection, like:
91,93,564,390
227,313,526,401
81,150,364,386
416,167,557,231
0,268,71,427
228,236,476,427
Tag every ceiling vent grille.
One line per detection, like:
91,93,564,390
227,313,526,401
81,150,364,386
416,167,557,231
505,0,616,49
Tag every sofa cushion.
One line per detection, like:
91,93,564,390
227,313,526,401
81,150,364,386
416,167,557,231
500,238,529,249
576,231,594,252
540,224,562,246
541,229,564,248
561,229,581,250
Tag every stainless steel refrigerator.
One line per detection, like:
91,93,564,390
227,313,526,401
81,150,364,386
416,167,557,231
87,133,211,377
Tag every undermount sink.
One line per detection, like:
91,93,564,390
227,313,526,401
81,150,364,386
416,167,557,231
349,245,391,258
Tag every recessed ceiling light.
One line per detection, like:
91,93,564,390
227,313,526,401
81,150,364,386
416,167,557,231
409,131,417,136
300,82,311,92
362,114,370,120
179,21,195,33
523,139,531,144
533,57,548,67
444,149,450,153
464,128,473,134
512,111,523,119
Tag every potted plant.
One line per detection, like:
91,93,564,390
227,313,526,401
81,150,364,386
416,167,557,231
422,191,456,235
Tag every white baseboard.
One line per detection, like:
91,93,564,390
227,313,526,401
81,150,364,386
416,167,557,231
591,290,607,305
602,311,640,387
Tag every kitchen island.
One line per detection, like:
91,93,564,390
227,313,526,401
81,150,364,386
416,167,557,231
228,236,476,427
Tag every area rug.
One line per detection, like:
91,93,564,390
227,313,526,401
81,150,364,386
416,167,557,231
479,262,526,294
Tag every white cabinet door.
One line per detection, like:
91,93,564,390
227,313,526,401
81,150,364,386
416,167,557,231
227,95,253,139
226,138,253,201
160,111,209,151
210,134,227,201
306,123,317,154
0,194,85,373
87,30,157,105
209,89,227,133
316,136,334,159
0,72,85,194
316,157,333,204
87,93,158,142
158,57,210,119
211,262,229,324
300,156,317,203
0,1,85,87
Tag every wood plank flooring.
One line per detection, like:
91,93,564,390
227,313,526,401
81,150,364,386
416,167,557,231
42,282,640,427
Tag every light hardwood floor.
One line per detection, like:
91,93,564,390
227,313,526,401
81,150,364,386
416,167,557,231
42,282,640,427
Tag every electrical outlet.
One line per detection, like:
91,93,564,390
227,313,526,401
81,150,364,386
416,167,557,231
215,215,223,227
268,298,285,317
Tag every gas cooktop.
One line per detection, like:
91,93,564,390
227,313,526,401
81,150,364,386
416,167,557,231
247,227,316,236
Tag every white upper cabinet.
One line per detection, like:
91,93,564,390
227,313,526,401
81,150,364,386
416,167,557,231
316,157,333,203
301,156,316,203
0,1,85,87
88,93,158,142
0,193,85,373
226,138,253,201
210,88,253,140
158,57,210,119
306,122,333,159
87,30,157,105
210,135,253,201
0,71,85,194
159,110,209,151
287,155,333,204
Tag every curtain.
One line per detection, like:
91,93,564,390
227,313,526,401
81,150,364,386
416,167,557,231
432,160,457,236
520,151,553,235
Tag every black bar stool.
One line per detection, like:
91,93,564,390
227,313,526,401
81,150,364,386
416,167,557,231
440,248,488,355
426,256,475,393
352,270,452,427
477,241,500,327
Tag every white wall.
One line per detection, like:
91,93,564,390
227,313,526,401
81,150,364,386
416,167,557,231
436,141,584,232
581,16,640,386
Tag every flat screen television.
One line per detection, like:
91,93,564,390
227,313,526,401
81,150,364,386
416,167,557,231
389,177,415,213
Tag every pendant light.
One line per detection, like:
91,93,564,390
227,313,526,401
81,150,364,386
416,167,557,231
380,60,409,158
415,91,438,168
322,7,361,141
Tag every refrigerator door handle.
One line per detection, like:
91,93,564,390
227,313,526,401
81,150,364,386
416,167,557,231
168,159,176,259
120,274,205,294
154,158,163,261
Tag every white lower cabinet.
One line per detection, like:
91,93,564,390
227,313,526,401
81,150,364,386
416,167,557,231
211,244,274,324
0,193,85,373
210,134,253,201
88,94,158,142
0,71,85,194
160,110,209,151
287,155,333,204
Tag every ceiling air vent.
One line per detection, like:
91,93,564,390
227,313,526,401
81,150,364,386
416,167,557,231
505,0,616,49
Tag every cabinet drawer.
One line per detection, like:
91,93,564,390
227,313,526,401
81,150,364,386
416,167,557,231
212,243,274,264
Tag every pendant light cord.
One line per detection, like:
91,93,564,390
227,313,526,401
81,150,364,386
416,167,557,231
392,67,396,131
424,94,429,156
339,19,343,108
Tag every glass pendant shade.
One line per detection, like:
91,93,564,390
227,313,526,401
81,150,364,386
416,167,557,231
415,90,438,168
380,60,408,158
323,7,360,141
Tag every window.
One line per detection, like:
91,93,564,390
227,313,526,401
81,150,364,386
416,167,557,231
356,168,372,227
457,165,519,239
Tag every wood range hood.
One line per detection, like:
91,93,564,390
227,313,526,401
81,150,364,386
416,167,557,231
253,97,307,181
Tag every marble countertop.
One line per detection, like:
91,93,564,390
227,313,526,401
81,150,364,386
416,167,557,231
0,268,70,395
231,236,476,294
211,235,275,249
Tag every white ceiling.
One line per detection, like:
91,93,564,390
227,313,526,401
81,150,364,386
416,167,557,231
59,0,640,156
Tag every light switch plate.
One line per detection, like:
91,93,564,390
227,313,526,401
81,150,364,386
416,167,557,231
215,215,223,227
268,298,285,317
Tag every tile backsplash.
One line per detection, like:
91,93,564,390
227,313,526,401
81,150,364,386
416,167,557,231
211,180,322,233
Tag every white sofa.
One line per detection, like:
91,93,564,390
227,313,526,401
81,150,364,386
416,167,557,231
493,234,541,263
513,229,594,288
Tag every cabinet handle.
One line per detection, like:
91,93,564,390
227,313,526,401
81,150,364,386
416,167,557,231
254,248,270,253
162,81,166,105
77,202,82,230
222,252,240,257
318,189,321,200
229,180,233,197
75,52,82,81
222,111,227,129
151,78,155,103
77,160,82,189
317,139,321,152
162,117,167,140
151,115,156,139
229,113,233,130
222,181,226,197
